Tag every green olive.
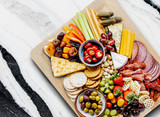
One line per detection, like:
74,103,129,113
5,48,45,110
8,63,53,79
92,96,96,100
91,91,98,96
89,109,94,116
98,105,102,110
79,96,84,103
105,78,110,82
84,108,89,113
85,102,91,108
109,85,114,90
92,103,98,109
100,80,106,87
96,96,100,101
109,80,114,85
95,109,100,115
98,100,103,105
89,95,92,100
100,87,106,92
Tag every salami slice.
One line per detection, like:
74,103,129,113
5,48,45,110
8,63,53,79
150,64,160,81
143,52,155,73
148,61,158,75
133,41,147,63
130,42,139,63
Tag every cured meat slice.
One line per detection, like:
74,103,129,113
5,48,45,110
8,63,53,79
143,52,155,73
148,61,158,75
150,64,160,81
133,41,147,63
120,61,146,71
138,81,147,91
144,73,152,80
131,74,144,81
120,69,143,77
145,81,160,92
130,42,139,63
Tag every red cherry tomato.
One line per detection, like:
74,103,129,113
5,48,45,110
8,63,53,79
116,96,123,102
106,102,112,108
95,50,103,59
84,50,88,56
92,45,99,51
92,57,98,63
124,101,128,106
84,55,92,63
86,47,95,56
84,43,92,49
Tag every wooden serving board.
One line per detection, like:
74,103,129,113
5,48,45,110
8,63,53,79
31,0,160,116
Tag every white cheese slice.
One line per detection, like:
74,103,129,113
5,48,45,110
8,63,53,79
111,52,128,69
108,23,123,53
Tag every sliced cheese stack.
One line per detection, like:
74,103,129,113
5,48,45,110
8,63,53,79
108,23,123,53
120,29,135,58
63,72,87,102
51,57,86,77
111,52,128,69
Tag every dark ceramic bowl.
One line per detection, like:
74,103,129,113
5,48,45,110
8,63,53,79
75,88,106,117
79,40,105,67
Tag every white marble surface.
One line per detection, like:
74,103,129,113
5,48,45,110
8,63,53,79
0,0,160,117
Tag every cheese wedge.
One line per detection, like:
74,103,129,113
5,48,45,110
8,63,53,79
51,57,86,77
108,23,123,53
111,52,128,69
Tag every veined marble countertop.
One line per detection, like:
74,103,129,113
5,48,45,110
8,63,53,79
0,0,160,117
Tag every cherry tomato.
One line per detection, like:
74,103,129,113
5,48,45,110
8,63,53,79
116,96,123,102
111,98,116,104
95,50,103,59
86,47,95,56
84,50,88,56
84,55,92,63
124,101,128,106
117,98,125,107
106,102,112,108
84,43,92,49
92,45,99,51
108,93,114,100
92,57,98,63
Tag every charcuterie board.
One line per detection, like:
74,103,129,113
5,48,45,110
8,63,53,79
31,0,160,116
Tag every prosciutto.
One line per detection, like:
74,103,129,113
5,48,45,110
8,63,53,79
120,69,143,77
144,81,160,92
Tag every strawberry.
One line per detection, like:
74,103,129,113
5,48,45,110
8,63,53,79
124,91,138,104
113,86,123,97
113,76,123,86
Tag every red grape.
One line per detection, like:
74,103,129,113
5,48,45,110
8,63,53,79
101,33,107,39
106,45,113,50
99,38,107,44
108,31,112,39
108,40,115,46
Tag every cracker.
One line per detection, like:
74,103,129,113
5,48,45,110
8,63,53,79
65,87,78,92
63,75,75,90
85,79,96,86
67,93,77,99
84,66,101,78
67,88,82,95
69,72,87,88
86,79,100,88
91,68,103,80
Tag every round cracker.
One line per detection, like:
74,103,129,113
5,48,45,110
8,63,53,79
63,75,75,90
69,72,87,88
85,79,96,86
67,93,77,99
91,68,103,80
65,87,78,92
84,66,101,78
67,88,82,95
86,79,100,88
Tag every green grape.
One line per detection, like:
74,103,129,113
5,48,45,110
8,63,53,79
104,109,110,115
110,109,117,116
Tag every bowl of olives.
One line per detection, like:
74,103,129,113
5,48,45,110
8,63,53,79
75,88,106,117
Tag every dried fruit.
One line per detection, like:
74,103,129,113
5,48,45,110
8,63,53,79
57,32,64,40
69,47,77,56
53,39,60,47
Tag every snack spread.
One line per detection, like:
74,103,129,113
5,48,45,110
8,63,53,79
43,7,160,117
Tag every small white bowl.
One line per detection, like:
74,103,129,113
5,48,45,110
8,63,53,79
75,88,106,117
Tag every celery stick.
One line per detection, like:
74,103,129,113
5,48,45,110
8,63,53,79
77,12,90,40
72,17,82,31
81,10,94,39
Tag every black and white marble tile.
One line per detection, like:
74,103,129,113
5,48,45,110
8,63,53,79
0,0,159,117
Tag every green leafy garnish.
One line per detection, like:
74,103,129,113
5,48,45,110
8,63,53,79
127,92,138,104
